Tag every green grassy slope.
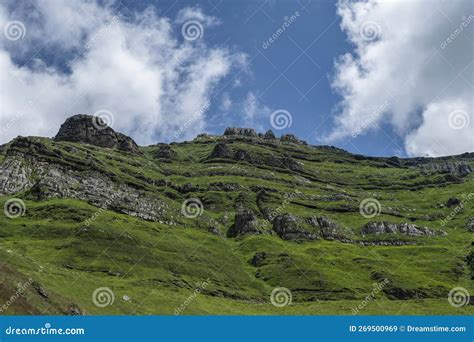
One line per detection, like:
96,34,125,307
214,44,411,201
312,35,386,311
0,134,472,315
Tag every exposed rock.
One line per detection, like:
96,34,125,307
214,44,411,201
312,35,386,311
209,182,239,192
54,114,140,153
272,214,316,241
263,130,276,140
154,145,176,160
446,197,461,207
250,252,267,267
227,209,261,237
63,304,83,316
210,142,232,158
309,216,349,240
280,134,306,145
223,127,257,137
234,149,249,161
361,222,441,237
468,218,474,232
421,161,472,178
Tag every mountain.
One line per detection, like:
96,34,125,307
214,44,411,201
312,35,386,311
0,114,472,315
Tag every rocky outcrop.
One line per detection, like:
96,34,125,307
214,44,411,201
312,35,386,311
446,197,461,207
263,130,276,140
223,127,257,137
210,142,232,158
421,161,472,178
272,214,316,241
227,209,261,237
54,114,140,153
154,145,176,160
280,134,307,145
361,222,442,237
250,252,267,267
309,216,349,240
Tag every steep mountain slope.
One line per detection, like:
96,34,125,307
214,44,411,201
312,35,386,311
0,114,472,315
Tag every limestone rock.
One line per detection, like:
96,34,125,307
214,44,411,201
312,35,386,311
223,127,257,137
361,222,441,237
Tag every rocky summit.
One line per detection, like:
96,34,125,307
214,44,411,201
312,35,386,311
0,114,472,315
54,114,140,153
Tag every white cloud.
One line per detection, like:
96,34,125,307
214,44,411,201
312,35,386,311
242,91,272,128
0,0,244,145
328,0,473,156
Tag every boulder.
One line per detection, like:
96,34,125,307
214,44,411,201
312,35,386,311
272,214,316,241
227,209,261,237
446,197,461,207
250,252,267,267
54,114,140,153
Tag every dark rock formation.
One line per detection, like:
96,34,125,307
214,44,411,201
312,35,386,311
446,197,461,207
54,114,139,153
361,222,442,237
272,214,316,241
227,209,261,237
154,144,176,160
210,142,232,158
421,161,472,178
223,127,257,137
263,130,276,140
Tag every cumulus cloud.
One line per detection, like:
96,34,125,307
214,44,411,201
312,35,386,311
0,0,244,145
328,0,473,156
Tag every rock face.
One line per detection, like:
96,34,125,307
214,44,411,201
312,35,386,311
54,114,140,153
223,127,257,137
263,130,276,140
421,161,472,178
361,222,440,237
272,214,316,241
309,216,348,240
227,209,261,237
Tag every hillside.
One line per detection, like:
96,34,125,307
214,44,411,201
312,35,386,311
0,114,472,315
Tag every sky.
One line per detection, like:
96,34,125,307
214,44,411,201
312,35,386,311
0,0,472,157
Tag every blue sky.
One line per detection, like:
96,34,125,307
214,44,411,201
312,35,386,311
0,0,472,157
